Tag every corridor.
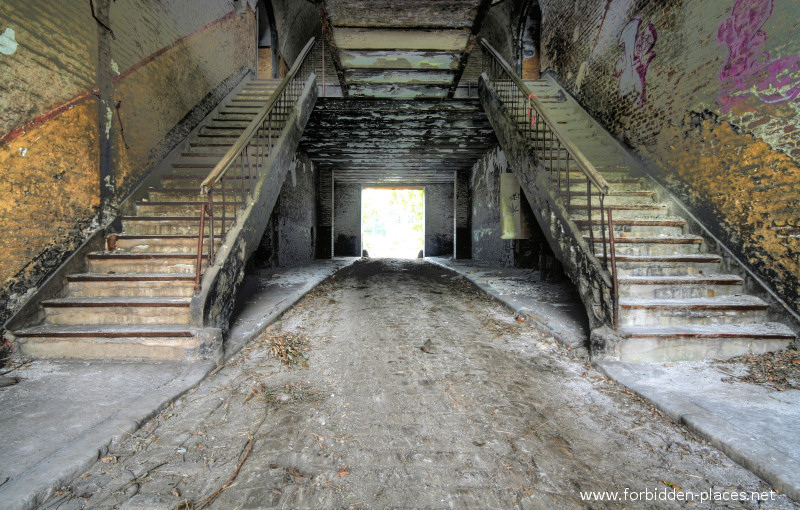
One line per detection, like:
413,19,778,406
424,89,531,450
41,260,791,509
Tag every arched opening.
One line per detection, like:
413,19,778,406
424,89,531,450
516,1,541,80
256,0,279,78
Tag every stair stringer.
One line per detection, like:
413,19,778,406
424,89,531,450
478,74,617,338
191,74,318,332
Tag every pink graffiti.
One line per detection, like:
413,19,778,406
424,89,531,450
717,0,800,111
614,18,657,107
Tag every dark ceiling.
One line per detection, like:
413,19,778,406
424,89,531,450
300,98,497,184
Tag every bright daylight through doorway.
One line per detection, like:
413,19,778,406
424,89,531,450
361,188,424,258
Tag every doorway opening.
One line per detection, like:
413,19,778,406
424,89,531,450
361,187,424,258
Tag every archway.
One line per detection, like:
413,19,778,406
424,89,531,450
516,1,541,80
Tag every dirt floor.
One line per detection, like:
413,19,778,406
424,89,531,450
41,259,798,509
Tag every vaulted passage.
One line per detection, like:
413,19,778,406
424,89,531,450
2,1,800,506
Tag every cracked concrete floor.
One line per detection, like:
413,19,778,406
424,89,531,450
41,259,798,509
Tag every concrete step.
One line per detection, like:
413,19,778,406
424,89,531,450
586,234,703,256
135,201,240,217
614,254,723,276
561,178,645,192
617,274,744,299
13,325,207,360
570,203,670,218
575,217,686,237
86,252,205,274
615,323,796,362
108,234,221,253
42,297,191,325
121,216,234,236
199,126,285,136
66,273,196,298
146,187,237,202
618,295,768,327
567,193,656,207
160,174,257,188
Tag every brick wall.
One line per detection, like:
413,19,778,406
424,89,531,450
424,184,454,257
0,0,257,327
489,0,800,314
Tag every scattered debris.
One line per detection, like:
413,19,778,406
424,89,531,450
263,332,310,367
714,350,800,391
420,339,434,353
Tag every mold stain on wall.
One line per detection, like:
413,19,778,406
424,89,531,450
649,112,800,311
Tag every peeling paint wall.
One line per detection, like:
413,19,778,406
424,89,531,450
527,0,800,313
252,153,318,268
424,184,454,257
470,147,514,266
0,0,256,327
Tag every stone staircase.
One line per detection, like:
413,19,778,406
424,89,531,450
14,79,282,360
506,77,796,361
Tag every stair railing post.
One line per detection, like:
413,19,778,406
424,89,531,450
586,177,595,255
195,203,207,291
607,208,619,331
208,189,215,262
600,193,607,266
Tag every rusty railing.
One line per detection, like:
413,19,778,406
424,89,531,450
194,37,316,290
480,39,619,329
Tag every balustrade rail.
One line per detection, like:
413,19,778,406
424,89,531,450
194,37,317,290
481,39,619,329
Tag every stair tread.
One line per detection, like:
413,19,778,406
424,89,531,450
574,217,686,225
618,274,744,285
615,254,723,262
620,323,796,338
619,295,767,308
15,324,195,337
586,234,703,243
43,297,191,306
88,252,202,259
114,234,221,239
67,273,195,281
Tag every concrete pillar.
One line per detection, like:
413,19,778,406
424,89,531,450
333,182,361,257
454,170,472,258
316,168,333,258
424,184,454,257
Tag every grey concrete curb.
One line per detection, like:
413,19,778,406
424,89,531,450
0,260,354,510
0,363,214,510
595,361,800,503
222,259,357,363
426,258,586,355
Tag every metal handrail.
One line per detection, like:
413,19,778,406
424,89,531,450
480,38,619,328
481,39,609,194
194,37,317,290
200,37,316,192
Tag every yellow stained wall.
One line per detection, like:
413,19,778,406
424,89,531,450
0,2,255,323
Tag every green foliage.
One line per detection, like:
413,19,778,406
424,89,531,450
362,188,424,257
